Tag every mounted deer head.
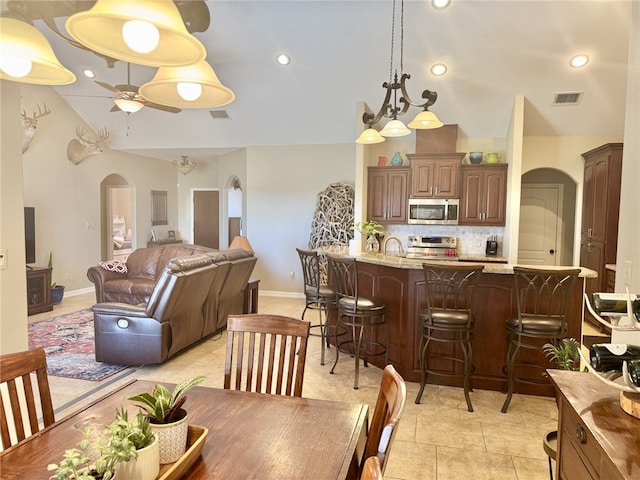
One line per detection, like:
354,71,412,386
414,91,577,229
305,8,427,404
21,103,51,153
66,126,109,165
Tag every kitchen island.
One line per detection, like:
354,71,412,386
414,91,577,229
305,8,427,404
322,248,596,397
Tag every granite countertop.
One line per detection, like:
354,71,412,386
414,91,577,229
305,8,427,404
318,247,597,277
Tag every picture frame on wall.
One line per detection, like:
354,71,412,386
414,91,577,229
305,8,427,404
168,230,176,238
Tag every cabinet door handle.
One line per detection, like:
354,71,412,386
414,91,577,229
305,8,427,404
435,186,438,195
576,423,586,444
588,228,593,237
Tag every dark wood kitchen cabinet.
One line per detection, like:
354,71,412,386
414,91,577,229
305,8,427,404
459,164,507,225
367,167,409,224
406,153,463,198
580,143,622,298
26,267,52,315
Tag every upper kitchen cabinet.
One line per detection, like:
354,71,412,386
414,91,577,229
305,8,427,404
459,164,508,226
407,153,464,198
367,166,409,224
580,143,623,295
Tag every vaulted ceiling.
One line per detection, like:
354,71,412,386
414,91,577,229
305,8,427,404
22,0,632,163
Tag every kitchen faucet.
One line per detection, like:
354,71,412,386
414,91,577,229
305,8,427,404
383,236,405,257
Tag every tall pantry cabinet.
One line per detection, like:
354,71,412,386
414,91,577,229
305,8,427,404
580,143,623,306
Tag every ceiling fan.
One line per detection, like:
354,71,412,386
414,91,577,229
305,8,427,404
95,63,181,114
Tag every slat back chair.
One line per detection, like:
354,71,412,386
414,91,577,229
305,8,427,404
224,314,310,397
362,365,406,475
501,267,581,412
360,456,384,480
0,348,55,450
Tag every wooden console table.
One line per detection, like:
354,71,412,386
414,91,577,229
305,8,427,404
26,267,52,315
243,278,260,314
548,370,640,480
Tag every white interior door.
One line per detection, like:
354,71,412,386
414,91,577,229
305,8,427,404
518,184,563,265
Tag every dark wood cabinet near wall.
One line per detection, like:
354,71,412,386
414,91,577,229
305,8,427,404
580,143,623,326
26,267,52,315
459,164,508,225
367,167,409,224
406,153,463,198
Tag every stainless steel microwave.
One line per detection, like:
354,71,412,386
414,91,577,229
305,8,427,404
408,198,459,225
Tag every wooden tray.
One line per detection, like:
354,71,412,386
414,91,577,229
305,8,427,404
157,425,208,480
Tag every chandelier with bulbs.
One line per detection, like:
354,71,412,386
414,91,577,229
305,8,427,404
173,155,197,175
356,0,443,144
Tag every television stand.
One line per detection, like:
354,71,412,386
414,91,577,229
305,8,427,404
26,267,52,315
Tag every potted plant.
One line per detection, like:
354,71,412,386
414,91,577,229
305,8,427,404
543,338,581,372
127,375,205,464
110,408,159,480
48,251,65,304
353,220,384,252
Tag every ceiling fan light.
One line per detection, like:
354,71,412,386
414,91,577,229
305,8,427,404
177,82,203,101
114,98,144,113
66,0,206,67
379,119,411,137
140,60,235,108
356,128,386,144
407,110,444,129
122,20,159,54
0,17,76,85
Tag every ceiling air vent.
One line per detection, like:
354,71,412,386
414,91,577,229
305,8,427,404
209,110,229,119
552,91,583,106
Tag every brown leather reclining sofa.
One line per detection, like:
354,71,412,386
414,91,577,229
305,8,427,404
88,245,257,365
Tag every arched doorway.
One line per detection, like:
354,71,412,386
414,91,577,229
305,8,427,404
518,168,577,266
101,174,135,261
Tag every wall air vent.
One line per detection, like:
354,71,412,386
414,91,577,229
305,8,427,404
209,110,230,119
552,91,583,106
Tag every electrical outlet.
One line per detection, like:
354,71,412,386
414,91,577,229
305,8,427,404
290,271,296,279
624,260,632,286
0,248,6,269
85,222,95,229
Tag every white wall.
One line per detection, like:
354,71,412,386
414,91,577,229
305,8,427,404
615,0,640,292
245,144,355,294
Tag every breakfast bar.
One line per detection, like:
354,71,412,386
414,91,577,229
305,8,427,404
323,249,596,397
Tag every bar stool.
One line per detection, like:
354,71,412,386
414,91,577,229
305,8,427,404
327,255,388,389
296,248,336,365
501,267,581,413
415,262,484,412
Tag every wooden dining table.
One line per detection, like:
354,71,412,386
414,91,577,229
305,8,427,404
0,380,369,479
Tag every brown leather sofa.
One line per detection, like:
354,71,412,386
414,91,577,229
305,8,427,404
87,244,214,304
89,246,257,365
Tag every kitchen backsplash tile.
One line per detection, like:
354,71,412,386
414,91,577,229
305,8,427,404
379,224,505,255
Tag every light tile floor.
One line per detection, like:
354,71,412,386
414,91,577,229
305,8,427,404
30,292,603,480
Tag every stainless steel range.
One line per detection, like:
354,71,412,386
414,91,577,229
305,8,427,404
406,235,458,260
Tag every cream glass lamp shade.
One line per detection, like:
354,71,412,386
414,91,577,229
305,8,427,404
114,98,144,113
140,60,235,108
229,236,254,254
407,110,444,129
355,128,386,144
0,17,76,85
65,0,206,67
379,119,411,137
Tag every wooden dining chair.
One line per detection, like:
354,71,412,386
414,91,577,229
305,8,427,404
360,456,384,480
362,364,406,475
224,314,311,397
0,348,55,450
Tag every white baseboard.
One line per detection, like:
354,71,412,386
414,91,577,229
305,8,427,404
65,287,94,297
259,290,304,299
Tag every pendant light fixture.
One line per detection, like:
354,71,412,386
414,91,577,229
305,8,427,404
355,0,443,144
65,0,206,67
0,12,75,85
140,59,235,109
173,155,197,175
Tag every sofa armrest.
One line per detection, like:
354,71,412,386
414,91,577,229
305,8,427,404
87,266,127,303
91,302,149,317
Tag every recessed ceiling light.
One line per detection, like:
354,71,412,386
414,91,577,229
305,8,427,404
82,68,95,78
432,0,451,9
569,54,589,68
430,63,447,76
276,53,291,66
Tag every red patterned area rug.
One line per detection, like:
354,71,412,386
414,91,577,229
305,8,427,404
28,309,129,382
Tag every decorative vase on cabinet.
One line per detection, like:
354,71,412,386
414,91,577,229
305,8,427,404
391,152,403,166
